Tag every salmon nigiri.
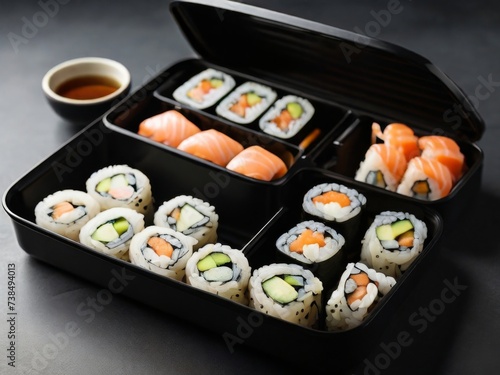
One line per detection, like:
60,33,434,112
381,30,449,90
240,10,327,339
355,143,407,191
418,135,464,182
372,122,420,161
138,110,201,147
397,157,453,200
226,145,288,181
177,129,244,167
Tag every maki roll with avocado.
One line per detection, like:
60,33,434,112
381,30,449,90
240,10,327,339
360,211,427,278
248,263,323,328
153,195,218,250
216,81,277,124
185,243,251,305
172,68,236,109
79,207,145,261
129,226,197,281
259,95,315,139
325,262,396,331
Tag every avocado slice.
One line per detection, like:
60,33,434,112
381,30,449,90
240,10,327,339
113,217,129,236
376,224,394,241
284,275,304,287
91,222,119,242
392,219,414,238
210,78,224,88
197,255,217,272
286,102,303,119
262,276,298,304
211,252,231,266
176,204,205,232
246,92,262,106
96,177,111,193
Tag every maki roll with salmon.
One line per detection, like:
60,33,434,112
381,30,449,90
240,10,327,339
172,68,236,109
154,195,218,250
34,189,100,241
325,262,396,331
86,164,154,220
259,95,315,139
138,110,201,147
79,207,145,261
185,243,251,305
216,81,277,124
129,226,197,281
225,145,288,181
360,211,427,278
248,263,323,328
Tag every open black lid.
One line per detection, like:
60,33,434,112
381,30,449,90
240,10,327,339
170,0,484,141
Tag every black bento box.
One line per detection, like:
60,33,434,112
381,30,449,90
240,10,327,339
2,0,484,372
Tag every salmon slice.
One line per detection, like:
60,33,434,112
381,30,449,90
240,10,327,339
51,201,75,220
225,145,288,181
367,143,408,183
418,136,464,182
372,122,420,161
312,191,351,207
177,129,244,167
138,110,201,147
289,229,326,253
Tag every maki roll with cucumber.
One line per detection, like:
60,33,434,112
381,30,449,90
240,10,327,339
34,189,100,241
129,226,197,281
216,81,277,124
259,95,315,139
248,263,323,327
185,243,251,305
325,262,396,331
154,195,218,250
172,68,236,109
79,207,145,261
360,211,427,278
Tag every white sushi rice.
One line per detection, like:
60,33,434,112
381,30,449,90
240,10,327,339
185,243,251,305
302,182,367,223
248,263,323,328
259,95,315,139
79,207,145,259
34,189,101,241
215,81,277,124
275,220,345,264
129,225,197,281
86,164,154,219
360,211,427,278
172,68,236,109
325,262,396,331
153,195,218,250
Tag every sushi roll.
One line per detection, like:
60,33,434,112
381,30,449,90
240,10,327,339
360,211,427,278
137,110,201,147
248,263,323,328
418,135,465,183
172,68,236,109
215,81,277,124
396,157,453,200
185,243,251,305
225,145,288,181
275,220,345,288
34,189,100,241
154,195,218,250
259,95,315,139
79,207,145,260
86,164,154,220
355,143,407,191
177,129,244,167
325,262,396,331
129,226,197,281
372,122,420,161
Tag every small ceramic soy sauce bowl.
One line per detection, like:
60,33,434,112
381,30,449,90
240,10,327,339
42,57,131,124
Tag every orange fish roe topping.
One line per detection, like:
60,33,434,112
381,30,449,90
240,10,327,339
312,191,351,207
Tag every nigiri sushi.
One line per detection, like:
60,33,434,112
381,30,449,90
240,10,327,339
138,110,201,148
177,129,244,167
225,145,288,181
396,156,453,200
372,122,420,161
355,143,407,191
418,135,465,182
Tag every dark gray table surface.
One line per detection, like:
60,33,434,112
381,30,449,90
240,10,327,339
1,0,499,374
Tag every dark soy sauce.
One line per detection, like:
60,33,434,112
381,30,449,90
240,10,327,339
56,75,120,100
